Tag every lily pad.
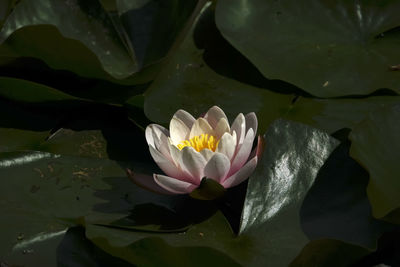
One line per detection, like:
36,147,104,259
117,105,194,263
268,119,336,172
0,0,136,79
287,96,400,133
141,1,400,136
84,120,344,266
141,2,296,134
349,104,400,223
0,76,80,103
215,0,400,97
117,0,199,68
300,141,397,249
0,149,153,265
57,227,132,267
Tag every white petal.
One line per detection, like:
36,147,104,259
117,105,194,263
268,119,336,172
170,117,190,145
230,113,246,147
149,146,183,179
168,139,182,166
154,174,197,194
189,118,213,138
214,118,230,139
145,124,168,148
180,146,207,184
145,124,170,159
204,153,231,183
245,112,258,134
216,132,237,160
230,128,255,175
204,106,228,128
200,148,214,162
222,157,258,188
173,109,195,129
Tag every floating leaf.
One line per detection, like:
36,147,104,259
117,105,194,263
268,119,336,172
0,0,136,79
215,0,400,97
84,120,346,266
0,150,149,265
300,141,397,249
0,76,80,103
141,1,400,135
350,104,400,223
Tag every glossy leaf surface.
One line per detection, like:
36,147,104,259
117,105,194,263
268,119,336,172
0,0,136,79
85,120,341,266
215,0,400,97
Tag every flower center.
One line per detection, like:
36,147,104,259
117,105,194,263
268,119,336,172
177,133,219,152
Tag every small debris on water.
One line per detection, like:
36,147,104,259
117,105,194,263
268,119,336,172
16,233,24,241
22,249,34,255
389,64,400,71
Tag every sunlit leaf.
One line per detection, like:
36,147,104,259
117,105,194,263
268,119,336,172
215,0,400,97
84,120,346,266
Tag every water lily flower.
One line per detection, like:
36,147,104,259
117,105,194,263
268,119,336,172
130,106,262,196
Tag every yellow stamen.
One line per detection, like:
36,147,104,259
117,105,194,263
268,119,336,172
177,133,219,152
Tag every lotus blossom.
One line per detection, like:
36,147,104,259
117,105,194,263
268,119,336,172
131,106,262,195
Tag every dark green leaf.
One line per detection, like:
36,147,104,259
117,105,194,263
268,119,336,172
215,0,400,97
117,0,198,68
290,239,369,267
57,227,132,267
300,141,397,249
350,104,400,223
141,1,400,135
0,0,136,79
0,150,147,265
189,178,227,200
0,76,80,103
84,120,344,266
288,96,400,134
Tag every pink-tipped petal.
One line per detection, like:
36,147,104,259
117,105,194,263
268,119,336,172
127,169,174,195
216,132,237,160
214,118,230,139
145,124,171,159
230,128,255,175
204,106,228,128
200,148,214,162
245,112,258,134
222,156,258,188
154,174,197,194
170,117,190,145
180,146,207,184
189,118,213,138
149,146,183,179
173,109,196,129
204,153,231,183
230,113,246,147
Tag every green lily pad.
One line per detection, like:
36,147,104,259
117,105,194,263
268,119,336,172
288,96,400,133
141,1,400,136
290,239,369,267
0,76,80,103
0,149,153,265
117,0,198,68
57,227,132,267
215,0,400,97
0,0,136,80
349,104,400,223
141,2,295,134
84,120,345,266
0,97,58,153
300,141,397,249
